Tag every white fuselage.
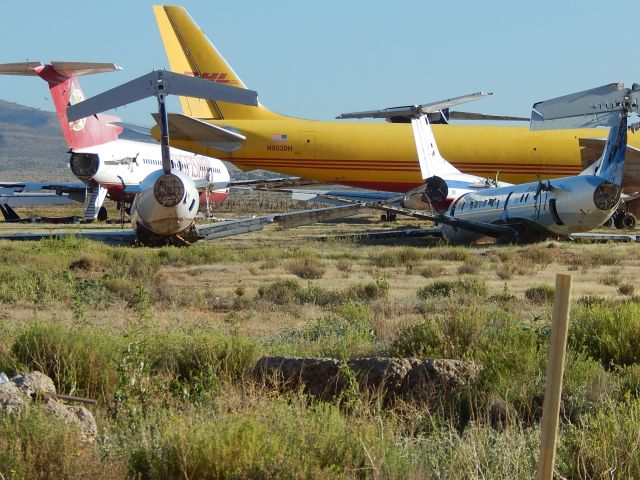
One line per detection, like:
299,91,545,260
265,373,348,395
442,174,618,243
69,139,231,200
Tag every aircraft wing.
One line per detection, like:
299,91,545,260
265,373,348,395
0,203,368,245
0,182,86,193
271,188,400,206
151,113,245,153
0,182,87,209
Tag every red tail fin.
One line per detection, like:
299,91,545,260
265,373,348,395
0,61,123,149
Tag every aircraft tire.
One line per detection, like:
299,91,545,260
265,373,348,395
619,212,637,230
601,216,614,228
97,206,108,222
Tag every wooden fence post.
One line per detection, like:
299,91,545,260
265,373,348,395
537,273,573,480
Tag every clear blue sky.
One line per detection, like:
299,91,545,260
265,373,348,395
1,0,639,125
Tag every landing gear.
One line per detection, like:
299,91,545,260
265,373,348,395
614,211,637,230
603,210,637,230
601,216,614,229
97,206,108,222
380,212,397,222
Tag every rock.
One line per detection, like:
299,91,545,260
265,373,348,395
43,397,98,443
255,356,343,398
346,357,419,397
254,356,481,405
401,359,482,406
11,371,56,398
0,381,26,414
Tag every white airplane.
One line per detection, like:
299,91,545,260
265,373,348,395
0,61,236,243
335,83,639,243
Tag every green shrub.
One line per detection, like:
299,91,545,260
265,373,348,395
564,399,640,479
424,246,472,262
370,250,399,268
128,399,408,480
286,257,325,279
570,301,640,367
518,246,554,266
420,262,447,278
457,257,482,275
618,283,635,296
417,278,487,299
0,406,125,480
148,331,259,383
345,276,389,302
562,353,620,423
258,279,301,305
9,324,121,399
524,284,554,303
264,302,378,359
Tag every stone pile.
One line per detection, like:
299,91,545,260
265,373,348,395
254,356,482,406
0,371,97,443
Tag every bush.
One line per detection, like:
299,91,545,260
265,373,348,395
420,262,447,278
148,331,259,383
517,246,554,266
128,399,408,480
286,257,326,279
423,246,472,262
457,258,482,275
388,308,488,359
564,399,640,479
345,276,389,302
258,279,301,305
618,283,635,296
264,302,378,359
9,324,121,399
417,278,487,299
570,301,640,367
0,406,125,480
524,284,554,303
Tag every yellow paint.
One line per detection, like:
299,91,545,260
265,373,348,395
154,5,640,191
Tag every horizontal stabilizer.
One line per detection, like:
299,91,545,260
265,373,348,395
67,70,258,122
153,113,246,153
449,111,529,122
531,83,640,130
0,61,120,77
337,92,491,120
110,122,151,136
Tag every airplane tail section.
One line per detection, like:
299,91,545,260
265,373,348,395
153,5,283,120
0,61,123,149
532,82,640,185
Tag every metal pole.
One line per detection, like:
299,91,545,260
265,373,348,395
537,273,573,480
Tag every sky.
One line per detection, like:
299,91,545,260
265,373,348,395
1,0,639,125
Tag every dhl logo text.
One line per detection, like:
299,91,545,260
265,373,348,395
183,72,239,85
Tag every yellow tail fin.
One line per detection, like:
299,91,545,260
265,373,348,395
154,5,281,120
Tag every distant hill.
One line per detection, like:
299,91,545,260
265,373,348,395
0,99,278,182
0,99,71,181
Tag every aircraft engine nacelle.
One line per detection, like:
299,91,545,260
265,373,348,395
130,170,200,245
401,188,430,210
69,152,100,180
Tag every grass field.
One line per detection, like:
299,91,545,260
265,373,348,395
1,211,639,479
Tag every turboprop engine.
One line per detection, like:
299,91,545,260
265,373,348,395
129,170,200,245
